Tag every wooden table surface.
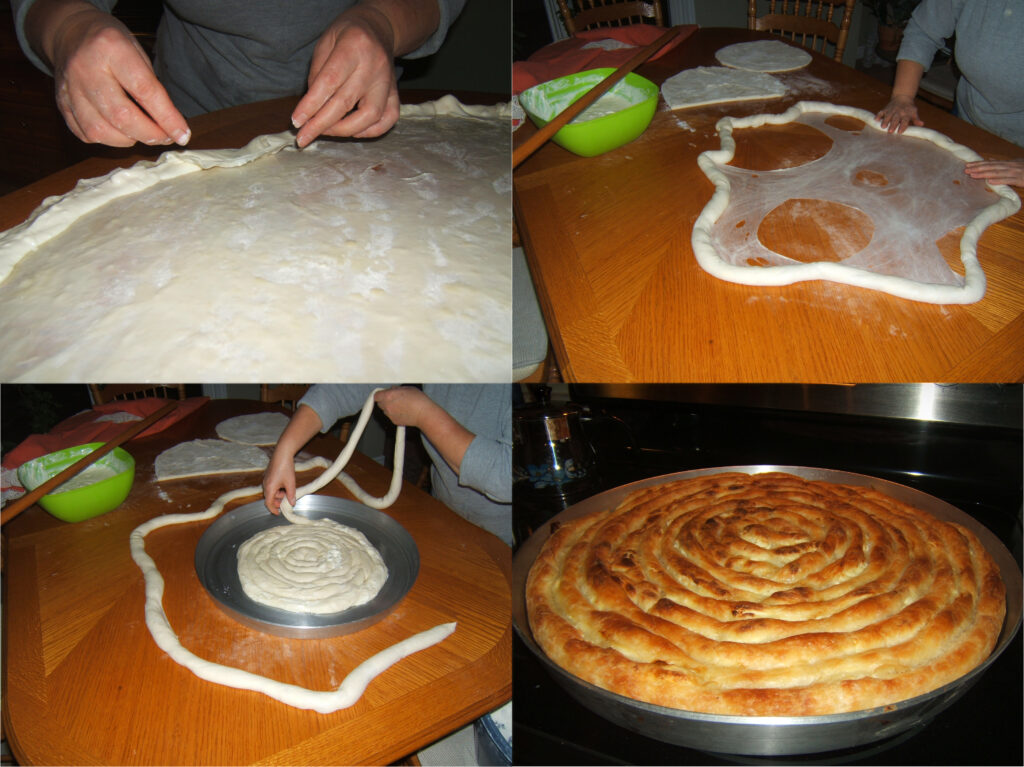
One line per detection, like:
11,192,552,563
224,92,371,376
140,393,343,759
513,27,1024,383
2,398,511,766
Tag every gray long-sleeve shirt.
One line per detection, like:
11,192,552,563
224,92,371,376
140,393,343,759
13,0,465,117
300,384,512,545
897,0,1024,147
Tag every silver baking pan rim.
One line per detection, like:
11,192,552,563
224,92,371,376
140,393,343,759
512,465,1022,755
196,494,419,638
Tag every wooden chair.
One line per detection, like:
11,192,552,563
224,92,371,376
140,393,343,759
259,384,311,411
556,0,664,36
88,384,186,404
747,0,856,63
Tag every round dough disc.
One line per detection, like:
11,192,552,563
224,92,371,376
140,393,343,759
716,40,812,72
237,518,388,614
216,412,290,445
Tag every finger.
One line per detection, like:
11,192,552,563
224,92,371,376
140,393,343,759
350,90,400,139
119,59,191,145
63,86,138,146
293,45,359,133
315,79,396,141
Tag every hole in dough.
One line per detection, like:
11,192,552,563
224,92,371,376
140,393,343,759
729,122,833,171
825,115,866,132
758,198,874,263
937,226,967,277
747,256,772,267
853,169,889,187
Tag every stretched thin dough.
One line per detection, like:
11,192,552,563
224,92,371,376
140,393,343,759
691,101,1021,303
129,389,454,713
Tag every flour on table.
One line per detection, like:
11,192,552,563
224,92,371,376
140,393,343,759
0,98,511,382
716,39,812,72
691,101,1022,303
155,439,268,480
215,412,290,446
237,518,388,614
661,66,786,110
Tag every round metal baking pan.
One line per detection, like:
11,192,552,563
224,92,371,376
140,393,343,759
512,465,1023,756
196,494,419,638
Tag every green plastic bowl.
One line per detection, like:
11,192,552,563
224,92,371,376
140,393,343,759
17,443,135,522
520,68,659,157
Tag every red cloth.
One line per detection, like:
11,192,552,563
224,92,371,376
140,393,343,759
513,25,697,94
1,396,208,493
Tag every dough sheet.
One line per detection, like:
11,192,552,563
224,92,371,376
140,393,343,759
716,39,812,72
692,102,1021,303
661,66,786,110
215,412,290,445
0,99,511,381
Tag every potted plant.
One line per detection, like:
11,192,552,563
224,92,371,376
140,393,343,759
864,0,923,60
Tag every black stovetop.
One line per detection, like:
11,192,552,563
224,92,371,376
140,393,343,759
513,390,1023,765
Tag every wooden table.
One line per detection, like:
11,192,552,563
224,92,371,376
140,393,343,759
2,398,511,765
513,28,1024,383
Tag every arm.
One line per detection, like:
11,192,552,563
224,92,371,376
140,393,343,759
373,387,473,474
262,404,324,513
292,0,444,147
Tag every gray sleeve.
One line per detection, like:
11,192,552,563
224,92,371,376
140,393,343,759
456,390,512,504
12,0,117,75
896,0,964,70
402,0,467,59
298,384,386,434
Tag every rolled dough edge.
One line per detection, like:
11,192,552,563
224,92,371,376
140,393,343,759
0,97,510,286
691,101,1022,304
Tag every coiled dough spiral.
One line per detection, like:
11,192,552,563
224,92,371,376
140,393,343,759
526,472,1006,716
237,519,387,614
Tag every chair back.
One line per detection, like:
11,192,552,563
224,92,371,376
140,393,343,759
88,384,186,404
259,384,311,411
556,0,665,36
747,0,856,62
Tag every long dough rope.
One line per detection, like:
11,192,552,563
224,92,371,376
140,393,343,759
129,389,455,713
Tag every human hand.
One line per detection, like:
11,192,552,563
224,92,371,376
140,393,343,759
876,96,923,134
964,159,1024,188
262,449,297,515
291,6,400,147
49,7,190,147
374,386,434,429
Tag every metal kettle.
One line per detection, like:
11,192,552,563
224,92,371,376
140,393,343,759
513,387,601,546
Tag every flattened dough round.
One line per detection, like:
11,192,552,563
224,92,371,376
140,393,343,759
661,66,786,110
155,439,268,480
237,518,388,614
215,412,290,446
716,39,812,72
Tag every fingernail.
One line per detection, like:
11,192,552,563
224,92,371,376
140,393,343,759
292,112,307,129
173,128,191,146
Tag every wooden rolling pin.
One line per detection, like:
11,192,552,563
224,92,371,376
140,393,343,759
1,401,178,525
512,25,684,169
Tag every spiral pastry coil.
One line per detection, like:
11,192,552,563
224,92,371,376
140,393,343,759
238,519,388,614
526,472,1006,716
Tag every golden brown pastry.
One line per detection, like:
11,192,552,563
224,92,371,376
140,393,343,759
526,472,1006,716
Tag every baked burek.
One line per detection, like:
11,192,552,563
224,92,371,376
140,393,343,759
526,472,1006,716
